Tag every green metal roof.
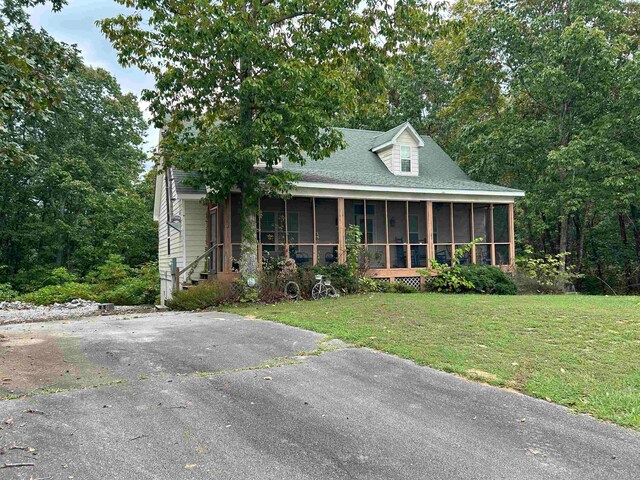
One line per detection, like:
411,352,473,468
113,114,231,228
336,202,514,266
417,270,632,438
174,126,523,195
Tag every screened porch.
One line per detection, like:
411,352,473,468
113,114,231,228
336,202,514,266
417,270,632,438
207,194,515,280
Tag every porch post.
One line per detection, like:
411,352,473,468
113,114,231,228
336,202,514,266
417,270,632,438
490,204,496,266
312,198,317,265
426,201,434,263
509,202,516,267
471,203,476,264
338,197,346,263
224,196,232,272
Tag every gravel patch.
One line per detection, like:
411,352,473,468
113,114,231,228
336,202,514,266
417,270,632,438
0,299,146,324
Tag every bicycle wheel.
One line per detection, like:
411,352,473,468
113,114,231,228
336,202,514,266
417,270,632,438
325,284,338,298
284,281,300,300
311,282,325,300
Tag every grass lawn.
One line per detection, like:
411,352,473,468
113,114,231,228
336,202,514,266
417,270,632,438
224,294,640,429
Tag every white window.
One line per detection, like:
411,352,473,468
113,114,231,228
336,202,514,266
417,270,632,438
400,145,411,172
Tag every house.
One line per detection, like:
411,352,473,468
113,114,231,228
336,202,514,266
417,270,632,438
153,122,524,304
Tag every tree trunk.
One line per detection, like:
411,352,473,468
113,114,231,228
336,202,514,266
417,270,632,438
618,212,632,293
559,214,569,272
239,191,259,277
574,211,585,289
238,50,258,277
631,205,640,293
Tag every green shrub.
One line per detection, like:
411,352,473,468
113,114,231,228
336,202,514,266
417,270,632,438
166,279,233,310
12,265,78,293
90,259,159,305
0,283,19,301
419,243,477,293
86,254,134,286
99,277,157,305
458,265,517,295
516,246,583,293
20,282,98,305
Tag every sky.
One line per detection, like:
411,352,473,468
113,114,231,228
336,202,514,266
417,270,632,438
28,0,160,155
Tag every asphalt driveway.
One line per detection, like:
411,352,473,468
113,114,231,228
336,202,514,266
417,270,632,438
1,312,638,479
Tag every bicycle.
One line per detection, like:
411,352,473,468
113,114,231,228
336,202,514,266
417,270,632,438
311,275,338,300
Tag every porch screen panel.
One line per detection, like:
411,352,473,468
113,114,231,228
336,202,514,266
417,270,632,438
495,244,510,266
260,197,286,260
453,203,473,265
473,204,492,265
433,203,452,266
387,201,407,268
217,206,225,272
314,198,338,266
493,204,510,265
366,200,386,268
453,204,472,243
230,193,242,244
318,245,339,266
409,202,427,268
433,203,452,243
475,244,492,265
346,200,365,242
314,198,338,244
493,205,509,243
287,197,314,267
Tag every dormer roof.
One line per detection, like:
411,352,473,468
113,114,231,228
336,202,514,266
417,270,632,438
370,122,425,153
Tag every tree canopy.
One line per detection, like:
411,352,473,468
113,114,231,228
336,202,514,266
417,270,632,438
1,1,157,284
344,0,640,292
100,0,440,275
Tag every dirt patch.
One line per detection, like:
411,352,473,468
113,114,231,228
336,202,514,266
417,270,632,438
0,331,113,396
466,369,500,383
0,331,81,394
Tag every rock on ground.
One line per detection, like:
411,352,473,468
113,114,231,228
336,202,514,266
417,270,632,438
0,299,142,324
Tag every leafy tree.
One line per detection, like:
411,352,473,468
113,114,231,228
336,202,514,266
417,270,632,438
1,63,156,279
100,0,439,276
0,0,79,163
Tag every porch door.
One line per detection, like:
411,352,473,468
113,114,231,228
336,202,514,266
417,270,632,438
209,210,218,273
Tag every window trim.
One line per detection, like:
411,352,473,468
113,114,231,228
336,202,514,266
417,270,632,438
400,145,411,173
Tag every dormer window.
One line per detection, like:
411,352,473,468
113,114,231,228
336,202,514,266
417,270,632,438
371,122,423,177
400,145,411,172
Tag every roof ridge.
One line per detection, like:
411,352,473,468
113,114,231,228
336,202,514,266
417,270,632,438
335,126,385,134
371,121,408,140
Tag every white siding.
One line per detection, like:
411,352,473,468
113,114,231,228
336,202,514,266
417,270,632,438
158,172,185,303
182,199,208,282
377,146,393,170
393,130,419,177
374,129,420,177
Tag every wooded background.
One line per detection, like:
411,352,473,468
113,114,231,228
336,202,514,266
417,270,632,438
2,0,639,294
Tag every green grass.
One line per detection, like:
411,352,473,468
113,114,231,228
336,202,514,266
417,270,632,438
224,294,640,429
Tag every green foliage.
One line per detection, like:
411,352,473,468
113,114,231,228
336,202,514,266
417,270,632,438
0,283,19,301
1,57,155,279
345,224,364,278
517,246,584,293
310,264,358,295
457,265,517,296
14,257,159,306
12,266,77,293
20,282,98,306
87,254,134,286
231,278,262,304
166,280,233,311
99,0,415,275
97,263,159,305
343,0,640,294
419,243,476,293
